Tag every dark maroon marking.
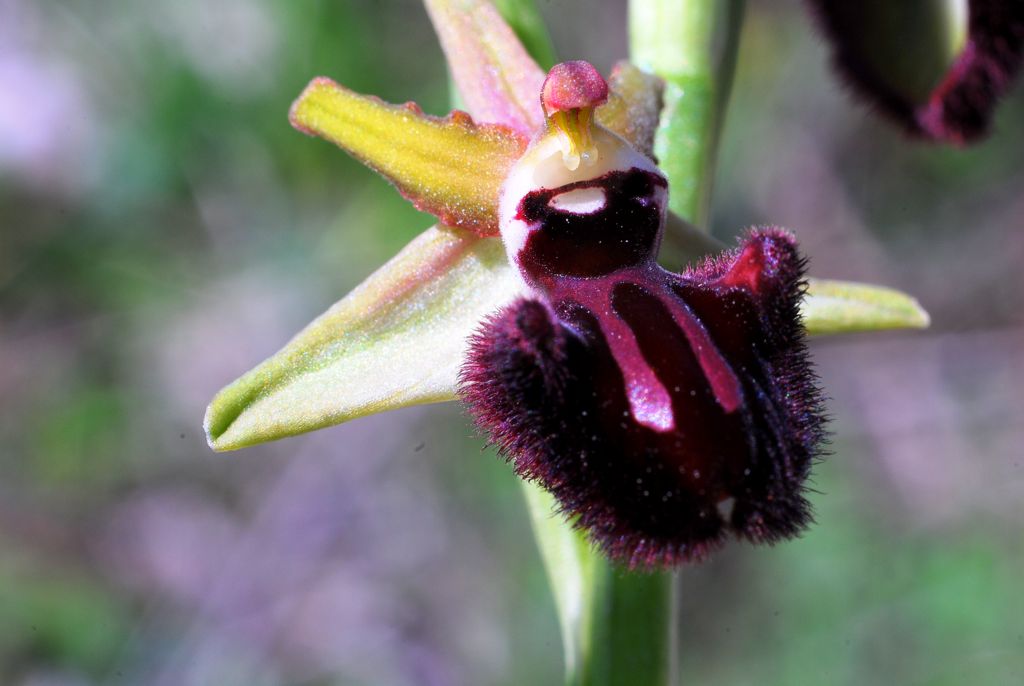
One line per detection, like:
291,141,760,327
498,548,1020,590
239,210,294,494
460,229,825,568
805,0,1024,143
515,169,667,283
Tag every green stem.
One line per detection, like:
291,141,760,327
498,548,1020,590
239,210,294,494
578,563,675,686
629,0,746,229
522,483,674,686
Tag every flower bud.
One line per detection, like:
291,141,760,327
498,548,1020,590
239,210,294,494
807,0,1023,143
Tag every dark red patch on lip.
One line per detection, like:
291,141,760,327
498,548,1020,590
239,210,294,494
516,169,667,283
806,0,1024,144
460,229,826,568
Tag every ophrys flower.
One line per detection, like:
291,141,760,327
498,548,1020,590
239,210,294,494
205,0,929,568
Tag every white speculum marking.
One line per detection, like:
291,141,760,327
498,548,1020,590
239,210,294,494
498,126,662,275
548,187,607,215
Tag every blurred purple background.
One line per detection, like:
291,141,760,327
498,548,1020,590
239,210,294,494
1,1,1022,684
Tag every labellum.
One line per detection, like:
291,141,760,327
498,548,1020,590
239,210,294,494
460,62,826,568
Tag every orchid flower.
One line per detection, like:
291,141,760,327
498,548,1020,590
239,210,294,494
204,0,933,568
197,0,1024,680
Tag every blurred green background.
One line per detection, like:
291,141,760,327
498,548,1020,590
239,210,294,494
1,1,1022,684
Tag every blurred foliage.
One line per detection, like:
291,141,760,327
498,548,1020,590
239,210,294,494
0,1,1022,685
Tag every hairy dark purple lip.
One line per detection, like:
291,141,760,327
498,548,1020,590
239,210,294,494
464,157,824,567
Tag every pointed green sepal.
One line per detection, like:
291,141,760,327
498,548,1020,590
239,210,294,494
803,278,931,335
205,226,523,451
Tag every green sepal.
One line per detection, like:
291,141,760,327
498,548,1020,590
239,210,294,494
204,225,523,451
803,278,931,335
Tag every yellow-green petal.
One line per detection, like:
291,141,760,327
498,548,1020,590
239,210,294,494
803,278,931,335
596,61,665,159
205,225,524,451
290,77,527,236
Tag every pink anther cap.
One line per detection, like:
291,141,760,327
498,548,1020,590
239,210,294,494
541,60,609,115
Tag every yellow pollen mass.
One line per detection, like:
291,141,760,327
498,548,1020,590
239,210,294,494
549,107,600,171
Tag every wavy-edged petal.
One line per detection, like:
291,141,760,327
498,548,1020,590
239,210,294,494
424,0,546,135
290,78,527,235
802,278,931,335
205,226,524,451
596,61,665,159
